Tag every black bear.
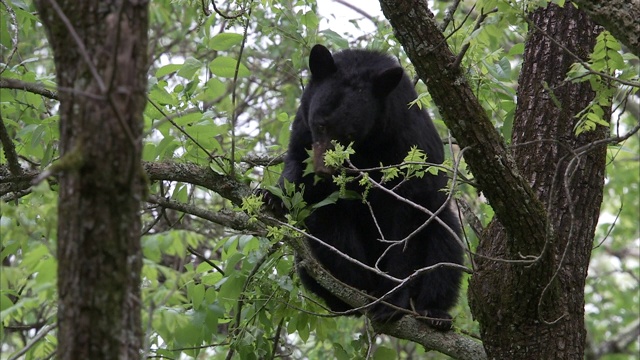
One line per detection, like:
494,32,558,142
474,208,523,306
266,44,464,330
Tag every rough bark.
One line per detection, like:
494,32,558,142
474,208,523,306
572,0,640,56
469,4,608,358
143,161,251,206
34,1,149,359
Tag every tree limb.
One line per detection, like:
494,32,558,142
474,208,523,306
143,161,486,358
267,217,487,360
0,78,59,100
143,161,251,206
7,324,57,360
146,193,264,234
140,160,487,357
1,159,485,357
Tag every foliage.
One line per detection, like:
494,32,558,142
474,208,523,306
0,0,638,359
568,31,634,135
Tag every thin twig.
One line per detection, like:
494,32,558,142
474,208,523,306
187,246,226,275
593,202,623,249
146,193,263,234
0,114,22,175
210,0,246,19
269,318,286,360
451,8,498,70
440,0,462,32
230,4,252,176
201,0,210,16
7,323,57,360
0,0,18,76
147,99,217,161
331,0,378,26
441,3,476,46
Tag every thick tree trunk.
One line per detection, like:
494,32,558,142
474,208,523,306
34,1,149,358
380,0,610,357
468,4,608,358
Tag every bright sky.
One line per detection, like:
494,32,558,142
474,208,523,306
316,0,382,36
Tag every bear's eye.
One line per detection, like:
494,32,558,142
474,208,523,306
316,124,326,133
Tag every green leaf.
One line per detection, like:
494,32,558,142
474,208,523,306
156,63,182,78
478,0,497,12
202,272,223,287
501,112,514,141
381,166,400,182
320,29,349,49
204,77,226,99
0,294,14,312
301,10,319,30
218,273,246,302
295,312,310,341
209,32,244,51
507,43,525,56
333,344,350,360
608,50,625,70
210,158,233,175
149,85,178,106
177,57,203,79
208,56,250,78
373,346,397,360
189,283,205,310
311,191,340,209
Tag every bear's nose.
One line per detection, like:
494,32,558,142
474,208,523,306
312,140,336,177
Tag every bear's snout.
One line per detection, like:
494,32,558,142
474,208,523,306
312,141,335,177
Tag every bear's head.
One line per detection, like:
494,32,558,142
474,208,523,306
304,44,405,176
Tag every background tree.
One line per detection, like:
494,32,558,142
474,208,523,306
26,0,148,358
1,0,638,359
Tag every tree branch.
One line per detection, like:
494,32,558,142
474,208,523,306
1,159,485,357
142,161,486,358
0,78,59,100
440,0,462,32
143,160,485,357
268,218,486,360
143,161,251,206
146,193,264,234
7,324,57,360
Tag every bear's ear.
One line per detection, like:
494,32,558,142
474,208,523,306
309,44,337,80
373,67,404,97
